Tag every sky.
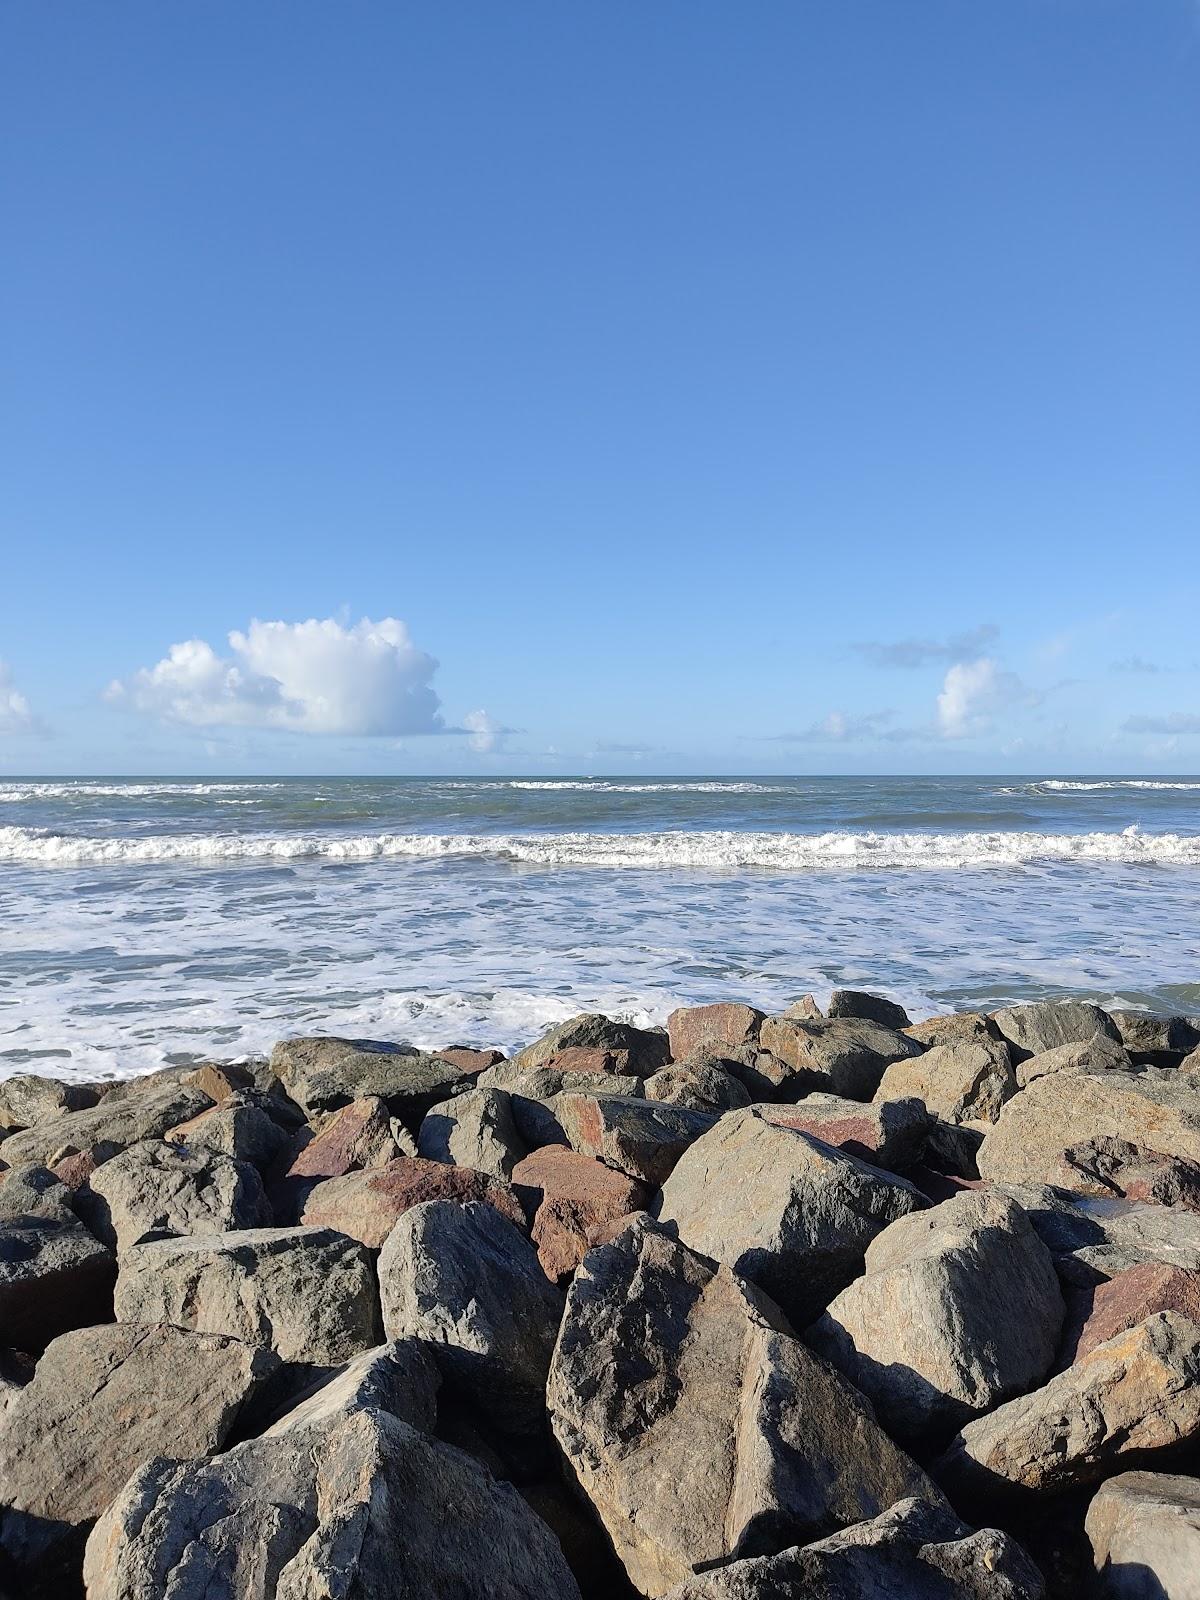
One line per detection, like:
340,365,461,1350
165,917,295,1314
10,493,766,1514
1,0,1198,776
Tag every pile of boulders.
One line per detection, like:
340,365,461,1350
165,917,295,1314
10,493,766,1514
1,992,1199,1599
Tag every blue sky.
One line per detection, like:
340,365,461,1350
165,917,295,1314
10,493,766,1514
2,0,1198,775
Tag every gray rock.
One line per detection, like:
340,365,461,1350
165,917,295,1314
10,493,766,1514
418,1087,527,1179
556,1092,716,1185
663,1497,1045,1600
74,1139,270,1252
827,988,913,1030
0,1080,215,1168
511,1013,669,1076
83,1406,582,1600
643,1056,752,1112
656,1105,926,1327
999,1184,1200,1284
757,1015,924,1101
166,1090,293,1168
379,1199,563,1446
0,1074,101,1131
990,1001,1120,1060
0,1163,78,1224
269,1034,472,1127
1015,1034,1132,1089
1108,1011,1200,1066
874,1038,1017,1124
501,1070,645,1146
765,1093,929,1172
937,1312,1200,1499
0,1322,276,1594
808,1190,1064,1439
262,1339,439,1437
904,1013,1002,1049
114,1225,380,1363
0,1214,115,1353
1085,1470,1200,1599
547,1216,940,1598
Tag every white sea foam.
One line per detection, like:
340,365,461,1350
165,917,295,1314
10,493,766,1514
0,781,285,802
1006,779,1200,794
4,823,1200,870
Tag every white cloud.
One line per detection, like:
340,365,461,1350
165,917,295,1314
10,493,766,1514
0,661,38,735
109,617,444,736
855,624,998,669
462,709,511,753
936,657,1036,739
769,710,894,742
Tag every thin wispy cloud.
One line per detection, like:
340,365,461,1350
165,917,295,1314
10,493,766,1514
0,660,43,736
1111,656,1162,675
767,710,895,742
854,624,998,670
1122,712,1200,735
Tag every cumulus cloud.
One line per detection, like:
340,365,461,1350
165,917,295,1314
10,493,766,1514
855,624,998,670
936,657,1037,739
1122,712,1200,735
108,617,444,736
461,709,515,753
0,661,39,735
769,710,895,742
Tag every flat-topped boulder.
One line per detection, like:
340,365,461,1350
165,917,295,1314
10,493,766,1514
1085,1470,1200,1599
114,1225,380,1364
666,1002,764,1061
418,1086,526,1179
510,1013,669,1076
74,1139,270,1253
511,1145,648,1281
999,1184,1200,1286
0,1322,276,1596
762,1093,929,1171
989,1001,1120,1059
555,1092,716,1186
1015,1034,1132,1088
269,1034,472,1126
0,1213,115,1353
547,1217,939,1598
808,1190,1063,1440
300,1154,525,1246
0,1079,215,1169
1108,1010,1200,1066
904,1012,1002,1049
656,1105,926,1330
827,988,912,1030
757,1015,924,1101
0,1074,102,1132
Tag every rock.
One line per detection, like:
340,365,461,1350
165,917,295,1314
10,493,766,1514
1066,1263,1200,1364
0,1074,100,1131
763,1094,929,1171
1085,1470,1200,1598
286,1094,413,1179
74,1139,270,1252
1015,1035,1132,1088
503,1069,646,1146
519,1478,636,1600
937,1312,1200,1499
262,1338,439,1437
905,1012,1001,1049
1001,1184,1200,1285
990,1001,1121,1060
663,1497,1045,1600
479,1047,640,1090
114,1225,380,1363
165,1090,292,1168
642,1057,752,1112
83,1406,582,1600
757,1015,924,1101
827,988,912,1030
380,1199,563,1448
1058,1136,1200,1210
300,1155,526,1246
555,1093,715,1186
0,1214,115,1352
874,1038,1017,1125
0,1162,77,1223
511,1146,649,1282
656,1105,926,1327
783,993,822,1018
418,1086,527,1179
179,1060,255,1101
666,1003,764,1061
51,1149,101,1189
977,1069,1200,1188
0,1322,276,1595
808,1190,1064,1440
547,1217,939,1598
434,1044,505,1074
0,1080,214,1168
511,1013,669,1076
269,1034,471,1126
1108,1011,1200,1066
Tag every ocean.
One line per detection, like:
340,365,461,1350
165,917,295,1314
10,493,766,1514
2,774,1199,1081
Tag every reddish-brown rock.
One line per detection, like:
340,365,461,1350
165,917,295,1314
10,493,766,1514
300,1155,525,1247
180,1062,255,1103
541,1046,636,1077
434,1047,505,1075
285,1096,411,1181
666,1003,764,1063
1059,1137,1200,1211
510,1147,649,1281
759,1095,928,1172
1068,1263,1200,1364
51,1150,102,1190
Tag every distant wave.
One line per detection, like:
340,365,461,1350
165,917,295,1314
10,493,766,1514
452,780,782,794
1002,780,1200,794
0,781,285,802
4,823,1200,870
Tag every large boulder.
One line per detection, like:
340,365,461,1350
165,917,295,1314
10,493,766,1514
0,1213,115,1353
937,1312,1200,1500
1085,1470,1200,1598
379,1199,563,1449
642,1056,752,1113
166,1090,292,1168
808,1190,1064,1440
1000,1184,1200,1286
1015,1035,1132,1089
663,1497,1044,1600
269,1035,471,1127
989,1001,1120,1059
498,1069,646,1146
300,1155,525,1246
904,1013,1001,1049
761,1095,928,1172
261,1339,439,1437
556,1093,715,1186
1064,1263,1200,1364
827,989,912,1030
977,1069,1200,1187
656,1106,926,1327
510,1014,669,1076
83,1406,582,1600
1056,1136,1200,1210
666,1003,764,1062
547,1217,939,1598
74,1139,270,1252
0,1322,275,1596
114,1225,380,1363
0,1074,101,1131
511,1146,649,1282
0,1162,78,1223
757,1015,923,1101
478,1047,641,1092
0,1079,214,1168
873,1038,1016,1125
418,1087,527,1179
283,1094,413,1179
1108,1011,1200,1066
